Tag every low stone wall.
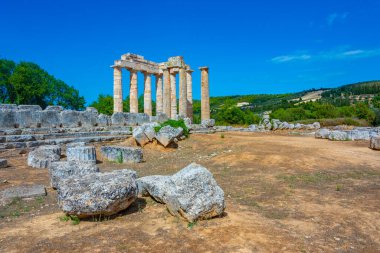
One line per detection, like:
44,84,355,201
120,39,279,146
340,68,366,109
0,104,168,129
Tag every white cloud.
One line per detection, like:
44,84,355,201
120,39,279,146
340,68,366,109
271,48,380,63
327,12,349,26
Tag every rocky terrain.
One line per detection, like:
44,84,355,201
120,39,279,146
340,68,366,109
1,130,380,252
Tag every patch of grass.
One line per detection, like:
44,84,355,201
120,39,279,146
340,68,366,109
336,184,343,191
116,150,124,164
154,119,190,138
187,221,197,229
59,214,80,225
277,171,338,187
0,196,44,219
35,196,45,204
220,133,225,138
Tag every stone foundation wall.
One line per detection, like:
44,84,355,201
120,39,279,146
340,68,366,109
0,104,168,129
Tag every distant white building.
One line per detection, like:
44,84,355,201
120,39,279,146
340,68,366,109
237,102,250,107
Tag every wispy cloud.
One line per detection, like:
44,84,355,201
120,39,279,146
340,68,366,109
271,48,380,63
327,12,349,26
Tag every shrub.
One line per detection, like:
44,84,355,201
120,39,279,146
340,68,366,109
154,119,189,137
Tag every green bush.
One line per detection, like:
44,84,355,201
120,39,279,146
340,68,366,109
154,119,189,137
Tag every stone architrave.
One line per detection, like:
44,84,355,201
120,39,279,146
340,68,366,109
143,72,152,116
179,68,187,117
155,74,163,114
200,66,210,120
129,69,138,113
113,67,123,113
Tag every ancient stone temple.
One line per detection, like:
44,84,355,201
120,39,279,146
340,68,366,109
111,53,210,120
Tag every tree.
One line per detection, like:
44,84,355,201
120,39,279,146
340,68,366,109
90,94,114,115
0,59,16,103
1,59,85,109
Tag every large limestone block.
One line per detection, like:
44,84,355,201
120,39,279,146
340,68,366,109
156,126,183,147
100,146,143,163
66,145,96,164
49,161,99,189
27,148,61,168
39,145,61,155
347,130,370,141
329,131,348,141
97,114,111,127
370,136,380,150
111,112,126,126
40,110,61,128
0,110,17,128
60,110,81,128
80,109,98,128
57,169,138,218
132,126,150,146
16,110,41,128
0,104,17,110
138,163,225,222
315,128,330,139
1,185,46,205
143,122,159,141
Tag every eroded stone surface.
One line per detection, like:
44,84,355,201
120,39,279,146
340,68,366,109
100,146,143,163
156,126,183,147
0,159,7,168
1,185,46,205
315,128,330,139
370,136,380,150
57,169,138,218
27,148,60,169
66,145,96,164
49,161,99,189
138,163,225,222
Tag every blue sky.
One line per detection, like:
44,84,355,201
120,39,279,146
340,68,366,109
1,0,380,104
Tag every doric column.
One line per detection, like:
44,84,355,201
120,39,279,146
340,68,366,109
200,66,210,120
143,72,152,116
155,74,163,114
179,68,187,117
113,67,123,113
186,69,194,119
129,69,138,113
162,68,171,117
170,68,178,119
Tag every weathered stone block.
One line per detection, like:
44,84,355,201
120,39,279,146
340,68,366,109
100,146,143,163
132,126,150,146
0,110,17,128
97,114,110,127
201,119,215,128
156,126,183,147
369,136,380,150
17,105,42,111
40,110,61,128
16,110,41,128
66,145,96,164
111,112,126,126
329,131,348,141
0,104,17,110
79,110,98,128
27,148,60,168
57,169,138,218
60,110,81,128
1,185,46,205
315,128,330,139
49,161,99,189
45,105,64,111
138,163,225,222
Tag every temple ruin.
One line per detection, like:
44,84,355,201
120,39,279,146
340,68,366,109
111,53,210,120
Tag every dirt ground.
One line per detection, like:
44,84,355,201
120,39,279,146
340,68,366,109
1,132,380,253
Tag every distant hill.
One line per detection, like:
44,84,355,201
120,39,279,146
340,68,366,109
204,80,380,113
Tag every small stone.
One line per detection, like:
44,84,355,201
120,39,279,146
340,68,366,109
0,159,7,168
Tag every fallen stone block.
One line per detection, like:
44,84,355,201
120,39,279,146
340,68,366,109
27,148,60,168
138,163,225,222
0,159,7,168
156,125,183,147
370,136,380,150
1,185,46,205
49,161,99,189
100,146,143,163
132,126,150,146
57,169,138,218
347,130,370,141
66,145,96,164
315,128,330,139
329,131,348,141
